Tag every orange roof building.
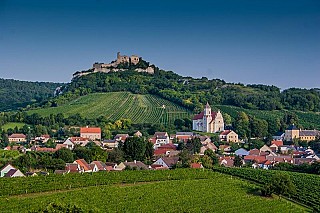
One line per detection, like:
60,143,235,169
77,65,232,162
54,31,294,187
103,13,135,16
80,127,101,140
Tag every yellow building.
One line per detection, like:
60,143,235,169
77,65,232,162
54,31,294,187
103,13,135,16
219,130,239,143
284,124,319,142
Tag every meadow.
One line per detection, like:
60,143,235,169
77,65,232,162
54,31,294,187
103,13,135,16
27,92,192,125
0,169,308,213
1,122,27,130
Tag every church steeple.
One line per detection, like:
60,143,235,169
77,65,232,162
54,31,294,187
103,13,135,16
205,102,210,109
204,102,211,116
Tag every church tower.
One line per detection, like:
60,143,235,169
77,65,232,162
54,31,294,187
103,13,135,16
203,102,212,132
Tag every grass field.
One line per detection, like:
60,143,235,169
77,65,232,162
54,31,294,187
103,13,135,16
27,92,192,125
0,170,307,213
1,122,27,130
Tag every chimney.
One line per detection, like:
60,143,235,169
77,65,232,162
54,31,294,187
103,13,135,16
134,160,137,164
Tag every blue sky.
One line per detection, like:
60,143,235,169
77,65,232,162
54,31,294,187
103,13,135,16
0,0,319,89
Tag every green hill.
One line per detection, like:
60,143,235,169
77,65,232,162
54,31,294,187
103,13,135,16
27,92,192,125
0,169,307,212
0,78,64,111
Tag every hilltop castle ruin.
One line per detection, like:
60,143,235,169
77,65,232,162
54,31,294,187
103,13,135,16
73,52,155,78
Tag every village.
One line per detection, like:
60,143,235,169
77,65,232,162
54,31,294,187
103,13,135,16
1,103,319,178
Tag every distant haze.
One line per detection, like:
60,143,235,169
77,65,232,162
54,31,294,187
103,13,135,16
0,0,319,89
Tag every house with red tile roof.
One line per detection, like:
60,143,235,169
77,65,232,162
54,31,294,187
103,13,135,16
80,126,101,140
220,156,235,167
8,133,26,142
114,134,129,142
30,144,67,153
65,163,82,173
200,142,218,155
74,159,93,172
271,140,283,147
91,161,107,171
219,130,239,143
192,103,224,133
175,132,194,142
63,137,90,148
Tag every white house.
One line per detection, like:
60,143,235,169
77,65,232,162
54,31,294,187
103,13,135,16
63,138,75,150
1,164,16,177
153,157,179,169
0,164,24,178
153,132,170,149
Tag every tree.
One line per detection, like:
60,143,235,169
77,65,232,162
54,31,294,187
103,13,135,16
249,139,265,149
250,117,268,138
233,155,243,167
223,113,232,126
53,148,74,163
234,112,250,139
121,137,147,161
177,149,192,168
86,142,108,162
185,138,201,154
144,141,154,160
204,149,218,165
200,155,213,169
261,173,296,197
73,146,92,163
177,141,185,150
45,139,57,148
107,148,124,163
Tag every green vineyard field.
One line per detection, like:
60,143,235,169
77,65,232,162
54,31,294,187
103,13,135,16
0,169,307,212
27,92,192,125
216,105,320,129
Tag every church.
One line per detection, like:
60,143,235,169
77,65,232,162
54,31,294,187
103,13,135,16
192,103,224,133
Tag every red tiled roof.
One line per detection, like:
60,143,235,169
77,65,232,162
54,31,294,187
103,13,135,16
80,127,101,134
249,149,260,156
75,159,91,171
8,133,26,139
190,163,203,168
151,164,168,170
154,149,167,156
271,140,283,147
70,137,88,142
149,137,157,144
244,155,266,164
220,130,231,136
154,132,168,137
65,163,80,173
157,144,177,150
176,135,192,140
92,161,106,171
193,111,217,120
262,160,272,165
